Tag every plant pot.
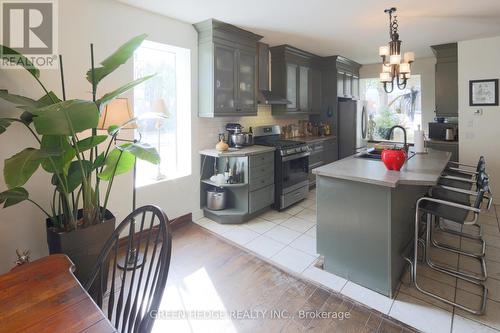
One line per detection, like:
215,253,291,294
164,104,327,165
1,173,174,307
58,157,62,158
46,209,115,294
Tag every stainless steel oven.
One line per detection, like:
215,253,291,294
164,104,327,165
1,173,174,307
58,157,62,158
254,125,310,211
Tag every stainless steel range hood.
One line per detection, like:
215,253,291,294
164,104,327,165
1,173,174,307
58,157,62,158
257,42,290,105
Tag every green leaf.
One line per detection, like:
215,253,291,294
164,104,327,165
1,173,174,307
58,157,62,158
4,148,46,188
119,142,160,164
93,153,106,170
86,34,147,86
0,90,38,107
107,125,119,136
0,187,29,208
32,100,99,135
96,74,156,110
37,91,62,106
66,161,93,193
0,118,12,134
74,135,107,152
40,136,76,173
0,45,40,78
98,148,135,181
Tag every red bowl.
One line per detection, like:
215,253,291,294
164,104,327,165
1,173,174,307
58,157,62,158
381,149,406,171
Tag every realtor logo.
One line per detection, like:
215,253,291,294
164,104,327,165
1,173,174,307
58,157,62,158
1,0,58,69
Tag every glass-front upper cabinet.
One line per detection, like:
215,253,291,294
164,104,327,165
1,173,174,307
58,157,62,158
286,63,298,110
214,45,236,114
337,71,345,97
299,66,309,112
237,50,256,113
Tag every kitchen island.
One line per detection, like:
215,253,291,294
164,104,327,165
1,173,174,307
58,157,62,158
312,149,451,297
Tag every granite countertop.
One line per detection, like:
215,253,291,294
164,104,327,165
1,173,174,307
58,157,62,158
312,149,451,188
199,145,275,157
290,135,337,143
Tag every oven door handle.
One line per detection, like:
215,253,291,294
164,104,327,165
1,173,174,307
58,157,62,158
281,151,311,162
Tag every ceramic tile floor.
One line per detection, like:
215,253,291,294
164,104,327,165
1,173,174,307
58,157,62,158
194,191,500,333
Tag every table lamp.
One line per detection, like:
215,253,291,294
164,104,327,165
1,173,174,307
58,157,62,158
98,97,143,270
151,98,170,181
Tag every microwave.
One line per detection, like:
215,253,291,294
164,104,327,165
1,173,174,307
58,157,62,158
428,122,458,141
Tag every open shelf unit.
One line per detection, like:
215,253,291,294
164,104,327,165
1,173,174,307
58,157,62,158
200,154,250,224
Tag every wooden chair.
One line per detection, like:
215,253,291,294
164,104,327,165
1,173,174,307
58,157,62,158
85,205,172,333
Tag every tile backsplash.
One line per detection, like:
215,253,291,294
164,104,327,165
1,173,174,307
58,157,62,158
196,105,307,150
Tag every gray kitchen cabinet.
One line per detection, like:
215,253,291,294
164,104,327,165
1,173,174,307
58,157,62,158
248,152,275,213
310,66,322,114
270,45,318,115
337,71,345,97
195,19,262,117
286,63,298,110
323,138,338,164
299,66,310,111
306,137,338,188
426,141,459,162
335,65,358,99
200,149,274,224
214,44,237,114
237,49,258,113
352,75,359,100
431,43,458,117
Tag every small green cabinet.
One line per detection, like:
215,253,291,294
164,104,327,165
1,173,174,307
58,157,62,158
195,19,262,117
431,43,458,117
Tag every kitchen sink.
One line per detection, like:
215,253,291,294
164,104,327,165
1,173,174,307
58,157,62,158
356,149,416,161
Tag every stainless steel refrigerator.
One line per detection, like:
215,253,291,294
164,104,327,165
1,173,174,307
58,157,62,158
338,99,368,159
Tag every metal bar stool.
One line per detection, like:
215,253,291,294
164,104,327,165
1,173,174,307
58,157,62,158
441,156,485,183
421,183,489,282
432,172,492,251
408,186,489,315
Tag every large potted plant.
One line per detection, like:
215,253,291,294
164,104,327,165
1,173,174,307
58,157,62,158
0,34,159,285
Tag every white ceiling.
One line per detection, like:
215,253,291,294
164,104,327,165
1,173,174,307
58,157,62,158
118,0,500,64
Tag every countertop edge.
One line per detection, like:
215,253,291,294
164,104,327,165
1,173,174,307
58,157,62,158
199,145,276,157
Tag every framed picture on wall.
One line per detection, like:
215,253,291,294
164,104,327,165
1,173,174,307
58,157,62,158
469,79,499,106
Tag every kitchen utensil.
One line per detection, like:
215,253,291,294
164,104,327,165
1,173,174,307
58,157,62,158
230,133,246,148
445,128,456,141
381,149,406,171
206,187,226,210
226,123,243,147
242,132,253,146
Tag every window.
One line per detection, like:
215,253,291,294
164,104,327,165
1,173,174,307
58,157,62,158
360,76,421,142
133,40,191,187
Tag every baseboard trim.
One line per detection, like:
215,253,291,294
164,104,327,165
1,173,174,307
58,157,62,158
118,213,192,248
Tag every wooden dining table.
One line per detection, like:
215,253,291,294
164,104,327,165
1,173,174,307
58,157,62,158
0,254,117,333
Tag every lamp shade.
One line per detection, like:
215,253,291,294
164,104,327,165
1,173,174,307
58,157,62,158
379,46,389,56
152,98,170,117
399,63,411,74
98,98,136,130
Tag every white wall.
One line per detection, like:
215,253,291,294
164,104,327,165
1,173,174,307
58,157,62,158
0,0,201,273
360,57,436,134
458,36,500,192
0,0,307,273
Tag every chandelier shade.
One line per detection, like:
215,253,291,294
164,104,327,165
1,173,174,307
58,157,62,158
378,7,414,93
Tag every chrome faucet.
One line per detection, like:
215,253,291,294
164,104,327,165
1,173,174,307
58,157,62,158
386,125,408,153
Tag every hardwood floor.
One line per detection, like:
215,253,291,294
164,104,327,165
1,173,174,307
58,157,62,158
149,222,419,332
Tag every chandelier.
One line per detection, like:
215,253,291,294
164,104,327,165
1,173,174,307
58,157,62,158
378,7,414,93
